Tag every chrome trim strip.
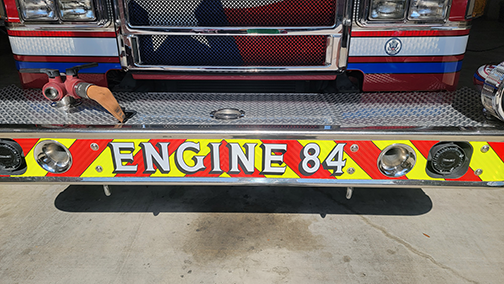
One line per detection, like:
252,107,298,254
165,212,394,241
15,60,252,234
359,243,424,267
121,0,339,30
1,176,502,188
2,126,504,141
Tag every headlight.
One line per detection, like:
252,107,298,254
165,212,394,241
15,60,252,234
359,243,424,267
18,0,95,21
58,0,96,21
408,0,448,20
369,0,407,20
19,0,58,21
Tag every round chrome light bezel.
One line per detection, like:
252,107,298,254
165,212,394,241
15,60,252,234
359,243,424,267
377,144,416,177
481,62,504,121
34,140,73,174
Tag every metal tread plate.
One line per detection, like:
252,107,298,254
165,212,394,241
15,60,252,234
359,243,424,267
0,85,502,130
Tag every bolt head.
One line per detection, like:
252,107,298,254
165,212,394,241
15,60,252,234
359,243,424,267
481,145,490,153
95,165,103,173
350,144,359,152
347,167,355,175
474,169,483,176
90,143,99,151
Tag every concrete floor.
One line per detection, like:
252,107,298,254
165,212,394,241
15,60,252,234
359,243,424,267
1,18,504,284
0,185,503,283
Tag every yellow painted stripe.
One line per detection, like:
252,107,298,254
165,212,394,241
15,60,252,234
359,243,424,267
339,151,372,180
469,142,504,181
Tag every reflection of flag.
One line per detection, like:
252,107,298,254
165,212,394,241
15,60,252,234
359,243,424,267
129,0,332,66
127,0,336,27
138,35,327,66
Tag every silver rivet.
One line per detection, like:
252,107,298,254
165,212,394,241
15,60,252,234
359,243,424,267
474,169,483,176
350,144,359,152
481,145,490,153
347,167,355,175
95,165,103,172
90,143,99,151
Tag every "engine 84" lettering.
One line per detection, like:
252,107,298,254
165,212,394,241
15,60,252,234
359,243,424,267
108,141,346,176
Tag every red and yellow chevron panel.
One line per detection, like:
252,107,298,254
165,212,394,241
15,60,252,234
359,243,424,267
7,138,504,182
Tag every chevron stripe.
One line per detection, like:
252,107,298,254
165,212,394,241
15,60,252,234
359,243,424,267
6,138,504,183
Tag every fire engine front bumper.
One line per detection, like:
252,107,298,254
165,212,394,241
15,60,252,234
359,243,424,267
1,85,504,188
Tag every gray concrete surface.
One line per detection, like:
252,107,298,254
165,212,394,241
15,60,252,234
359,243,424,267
0,184,503,283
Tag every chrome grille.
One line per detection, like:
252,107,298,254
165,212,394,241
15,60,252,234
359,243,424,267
126,0,337,27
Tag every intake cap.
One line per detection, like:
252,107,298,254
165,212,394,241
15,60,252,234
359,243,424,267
0,140,26,175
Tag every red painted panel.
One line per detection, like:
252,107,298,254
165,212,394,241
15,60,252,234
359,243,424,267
3,0,20,22
362,72,460,92
351,30,470,37
15,139,39,156
488,142,504,163
410,140,439,159
449,0,470,21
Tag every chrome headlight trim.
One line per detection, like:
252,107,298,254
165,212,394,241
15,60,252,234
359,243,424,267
368,0,407,21
407,0,449,21
57,0,96,21
18,0,58,21
16,0,106,24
